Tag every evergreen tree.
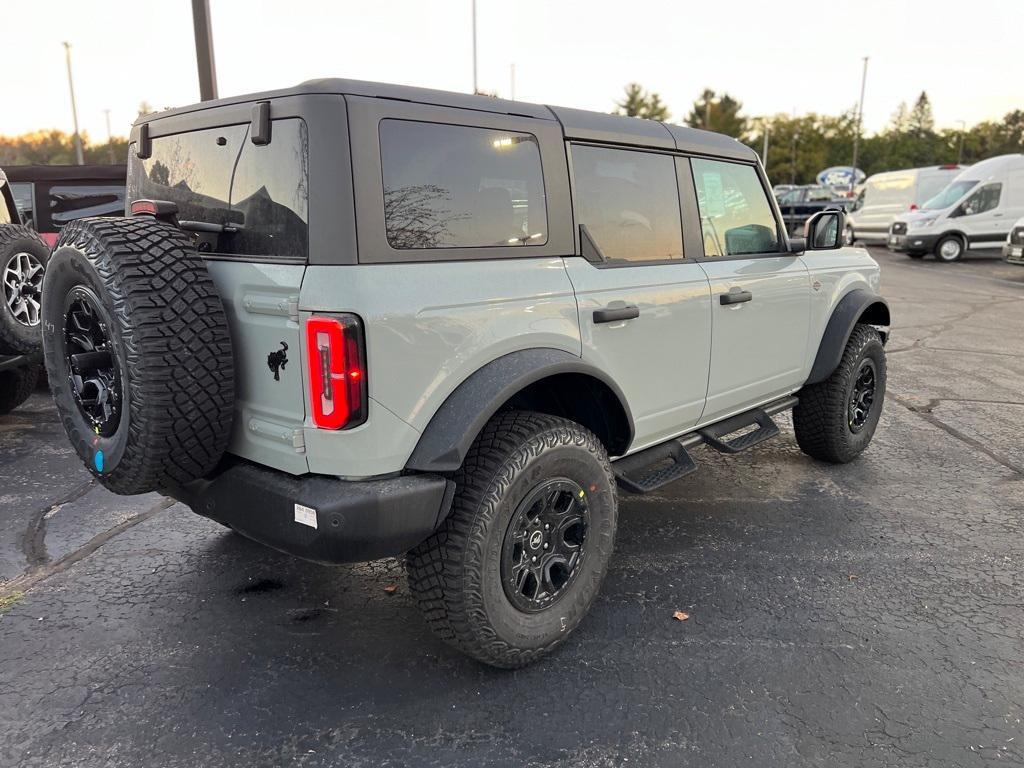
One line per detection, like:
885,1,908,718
685,89,748,139
614,83,670,121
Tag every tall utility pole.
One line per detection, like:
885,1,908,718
956,119,966,164
850,56,869,185
471,0,478,94
191,0,219,101
103,109,115,164
761,119,771,168
63,42,84,166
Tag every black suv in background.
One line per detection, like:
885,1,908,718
0,168,48,414
5,164,126,248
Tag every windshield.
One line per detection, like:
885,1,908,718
922,180,977,211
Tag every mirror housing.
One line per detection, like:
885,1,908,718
804,209,845,250
788,236,807,253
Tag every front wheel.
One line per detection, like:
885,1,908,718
793,324,886,463
934,234,965,262
407,411,617,668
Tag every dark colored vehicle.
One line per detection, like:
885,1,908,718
0,168,47,414
5,164,126,248
776,185,849,235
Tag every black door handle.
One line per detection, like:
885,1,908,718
720,290,753,305
593,305,640,324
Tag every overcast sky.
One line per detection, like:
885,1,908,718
4,0,1020,141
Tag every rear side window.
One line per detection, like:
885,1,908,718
47,184,126,227
570,144,683,263
380,119,547,249
691,158,779,257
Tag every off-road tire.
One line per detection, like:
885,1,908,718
407,411,617,668
0,363,39,415
0,225,50,355
793,324,886,463
41,217,235,495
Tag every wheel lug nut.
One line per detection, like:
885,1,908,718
531,556,537,562
543,543,548,549
544,524,550,530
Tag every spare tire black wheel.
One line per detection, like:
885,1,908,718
41,217,235,495
0,224,50,355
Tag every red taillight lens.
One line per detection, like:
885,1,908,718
909,204,919,211
305,315,367,430
131,200,158,216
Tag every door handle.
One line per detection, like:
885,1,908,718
720,290,753,305
593,305,640,324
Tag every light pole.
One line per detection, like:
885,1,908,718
472,0,478,94
850,56,869,185
62,42,84,166
761,118,771,168
955,119,966,164
103,109,115,164
191,0,219,101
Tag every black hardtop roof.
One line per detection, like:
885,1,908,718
137,77,757,161
4,164,127,183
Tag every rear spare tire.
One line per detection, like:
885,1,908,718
0,225,50,355
41,217,235,495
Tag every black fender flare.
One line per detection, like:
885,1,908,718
405,348,634,473
806,289,890,385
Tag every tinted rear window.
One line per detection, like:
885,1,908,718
130,118,309,260
380,119,548,249
48,184,126,227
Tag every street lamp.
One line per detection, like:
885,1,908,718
62,42,84,166
955,119,966,165
850,56,869,186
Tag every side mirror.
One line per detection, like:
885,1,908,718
804,209,845,250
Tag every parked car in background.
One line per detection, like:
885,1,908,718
776,185,849,235
5,164,126,248
0,167,47,414
888,154,1024,261
1004,216,1024,265
846,165,963,244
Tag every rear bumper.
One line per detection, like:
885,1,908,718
165,461,454,564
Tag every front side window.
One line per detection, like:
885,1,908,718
570,144,683,263
691,158,779,257
380,120,547,249
961,183,1001,216
47,184,125,227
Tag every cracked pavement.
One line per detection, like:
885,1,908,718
1,248,1022,767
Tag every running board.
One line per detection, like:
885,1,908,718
612,396,798,494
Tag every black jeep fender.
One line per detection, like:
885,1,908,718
806,289,890,385
405,348,634,473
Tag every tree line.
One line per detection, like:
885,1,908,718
615,83,1024,184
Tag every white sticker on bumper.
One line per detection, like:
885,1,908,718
294,503,318,529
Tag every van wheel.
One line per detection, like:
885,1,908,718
934,235,964,262
406,411,617,668
0,363,39,415
793,324,886,463
0,225,50,355
41,217,235,495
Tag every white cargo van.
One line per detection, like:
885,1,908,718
888,155,1024,261
846,165,962,244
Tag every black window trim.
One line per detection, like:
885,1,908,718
566,140,792,268
377,117,551,253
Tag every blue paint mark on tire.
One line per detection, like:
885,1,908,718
94,450,104,473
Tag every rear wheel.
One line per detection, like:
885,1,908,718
0,225,50,355
934,234,965,262
41,217,235,495
407,411,617,668
794,324,886,463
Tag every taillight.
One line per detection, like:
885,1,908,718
909,204,919,211
305,315,367,430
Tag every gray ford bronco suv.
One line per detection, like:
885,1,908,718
41,79,889,667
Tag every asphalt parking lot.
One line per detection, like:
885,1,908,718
1,247,1022,767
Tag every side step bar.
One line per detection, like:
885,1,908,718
612,395,799,494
